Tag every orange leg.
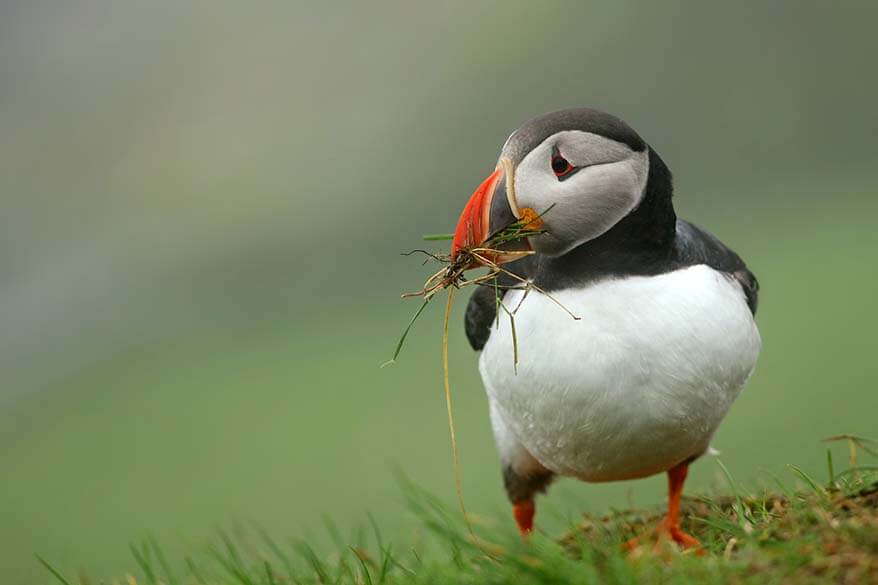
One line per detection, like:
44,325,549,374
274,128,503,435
660,462,702,550
624,461,704,554
512,500,535,536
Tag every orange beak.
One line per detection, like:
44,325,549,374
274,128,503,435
451,167,504,264
451,164,537,270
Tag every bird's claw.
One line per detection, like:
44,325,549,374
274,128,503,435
622,519,704,556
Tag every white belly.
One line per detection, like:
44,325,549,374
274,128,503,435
480,265,761,482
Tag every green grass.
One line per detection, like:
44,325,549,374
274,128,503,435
39,451,878,585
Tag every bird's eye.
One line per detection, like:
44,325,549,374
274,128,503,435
551,151,575,179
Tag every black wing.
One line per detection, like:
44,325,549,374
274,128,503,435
674,220,759,315
464,269,523,351
464,285,497,350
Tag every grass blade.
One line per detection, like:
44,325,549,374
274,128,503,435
787,464,827,497
264,560,278,585
149,536,179,585
441,287,473,538
493,277,501,328
185,556,209,585
826,448,836,488
210,531,256,585
294,542,331,584
130,541,159,584
256,525,299,582
322,514,346,552
382,297,432,367
716,460,749,529
36,556,73,585
367,512,384,553
350,547,374,585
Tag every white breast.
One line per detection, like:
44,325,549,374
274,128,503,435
480,265,761,482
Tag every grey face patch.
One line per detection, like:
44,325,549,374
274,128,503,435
511,131,651,256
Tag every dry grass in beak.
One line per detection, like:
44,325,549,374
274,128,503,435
386,204,577,368
383,204,579,541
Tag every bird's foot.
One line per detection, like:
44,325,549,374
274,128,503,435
622,518,704,556
512,500,535,537
659,519,703,553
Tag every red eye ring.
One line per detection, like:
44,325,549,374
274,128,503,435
551,152,575,178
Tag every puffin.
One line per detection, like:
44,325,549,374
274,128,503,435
452,107,761,551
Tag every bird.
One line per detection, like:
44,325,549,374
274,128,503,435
451,107,761,552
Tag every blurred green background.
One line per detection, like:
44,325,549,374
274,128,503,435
2,1,877,582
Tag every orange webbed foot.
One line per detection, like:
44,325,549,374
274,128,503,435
512,500,535,537
622,521,704,556
622,461,705,556
663,522,702,551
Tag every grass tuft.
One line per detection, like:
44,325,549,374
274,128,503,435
38,452,878,584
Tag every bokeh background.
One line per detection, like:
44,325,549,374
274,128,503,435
2,1,877,582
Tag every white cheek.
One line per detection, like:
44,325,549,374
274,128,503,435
512,142,555,211
515,151,649,255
